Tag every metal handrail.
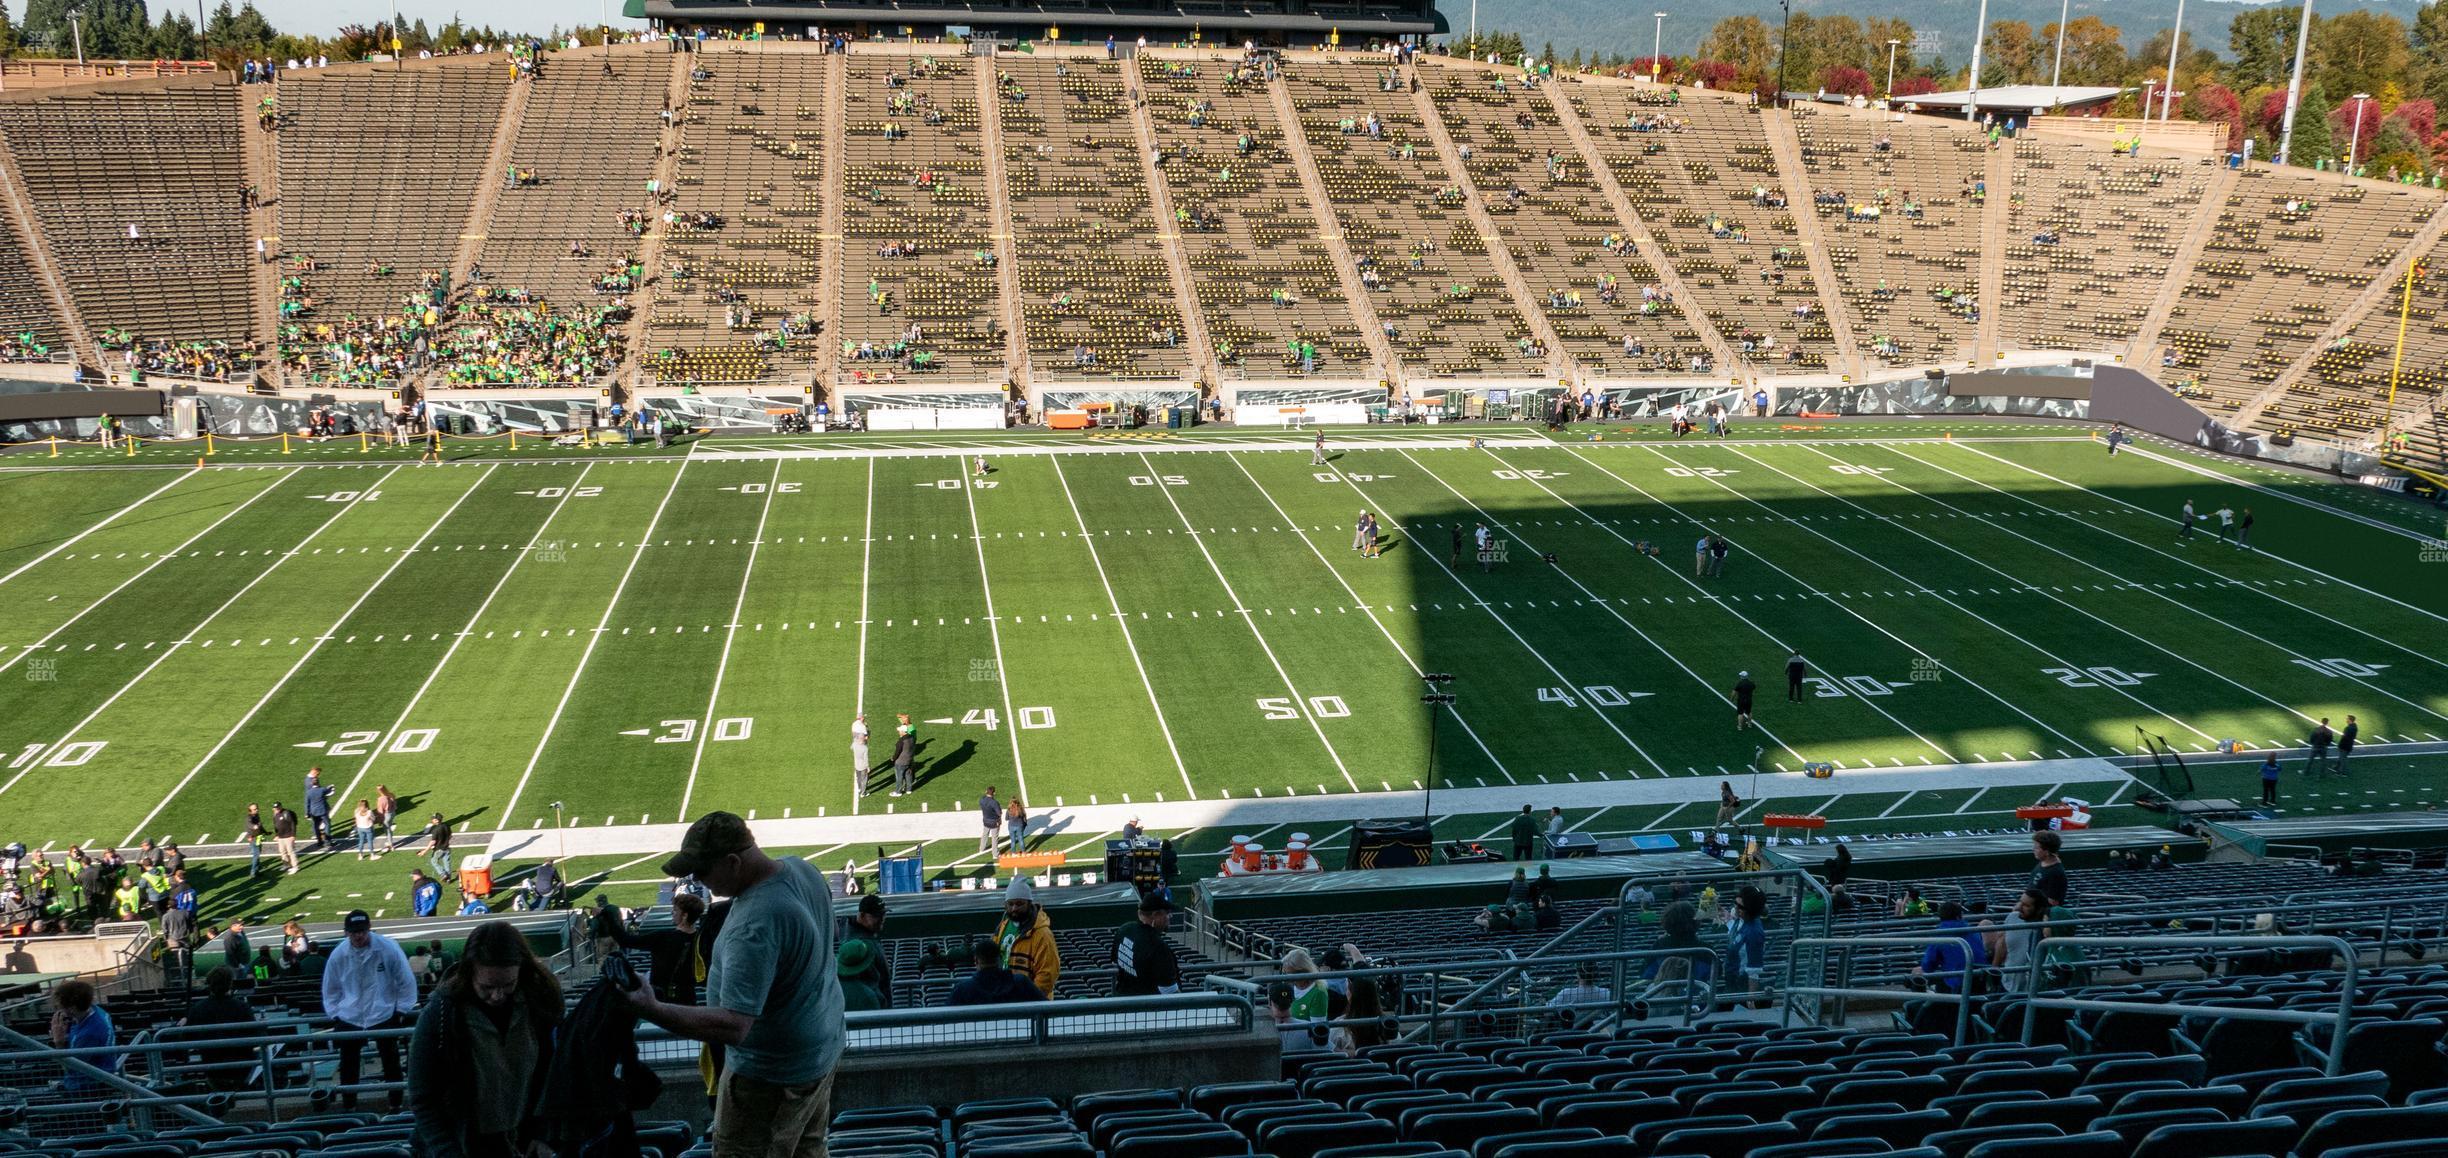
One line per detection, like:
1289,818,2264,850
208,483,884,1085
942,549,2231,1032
2015,934,2360,1074
1202,946,1722,1039
1779,934,1981,1044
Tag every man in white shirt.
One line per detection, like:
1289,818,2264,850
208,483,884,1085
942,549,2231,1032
321,910,416,1109
850,715,870,800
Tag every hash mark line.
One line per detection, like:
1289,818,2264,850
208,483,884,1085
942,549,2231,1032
0,468,192,588
853,458,875,815
333,463,601,812
1835,444,2446,727
1936,441,2448,676
1397,447,1805,767
1530,445,1958,763
500,459,694,826
1225,452,1514,785
1596,444,2092,757
1050,455,1195,799
125,465,496,843
677,460,786,819
1138,451,1358,792
960,455,1035,807
0,467,405,801
0,471,292,682
1734,447,2238,744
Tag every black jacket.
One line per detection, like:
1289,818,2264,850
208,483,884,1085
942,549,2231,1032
408,988,559,1158
539,981,661,1156
1110,922,1180,996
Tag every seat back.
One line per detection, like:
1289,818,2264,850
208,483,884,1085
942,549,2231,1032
2126,1116,2296,1158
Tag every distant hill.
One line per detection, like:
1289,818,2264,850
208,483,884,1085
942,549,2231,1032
1443,0,2431,63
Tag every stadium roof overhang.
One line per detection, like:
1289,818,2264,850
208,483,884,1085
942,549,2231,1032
1890,84,2127,115
642,0,1444,35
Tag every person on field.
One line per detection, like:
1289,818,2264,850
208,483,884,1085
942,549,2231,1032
849,715,870,800
2306,717,2335,779
890,718,917,797
1732,671,1757,730
1510,805,1536,862
978,786,1002,856
1786,651,1808,702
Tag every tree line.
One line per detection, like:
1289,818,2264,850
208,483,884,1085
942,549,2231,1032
1466,2,2448,180
0,0,575,71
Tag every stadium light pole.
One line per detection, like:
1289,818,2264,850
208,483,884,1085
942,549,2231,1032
1652,13,1666,83
2160,0,2187,123
2275,0,2315,167
2347,92,2371,176
1966,0,1990,121
2048,0,2069,91
68,11,84,66
1885,39,1901,100
1421,674,1456,824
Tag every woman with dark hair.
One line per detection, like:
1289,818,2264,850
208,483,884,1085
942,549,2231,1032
407,921,562,1158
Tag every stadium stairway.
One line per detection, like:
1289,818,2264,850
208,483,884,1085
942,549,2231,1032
2125,160,2240,370
2239,197,2448,435
616,48,696,383
1121,63,1220,387
1261,66,1401,383
1399,69,1570,382
976,58,1033,389
236,80,281,388
445,64,533,300
1758,104,1864,378
1974,142,2010,364
0,139,87,369
1539,77,1736,374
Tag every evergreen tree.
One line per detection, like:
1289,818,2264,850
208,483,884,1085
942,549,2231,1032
2291,86,2336,167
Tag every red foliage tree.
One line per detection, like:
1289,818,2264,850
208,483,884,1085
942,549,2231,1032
1893,75,1942,98
1817,65,1873,97
1628,55,1676,81
1691,59,1741,90
2256,89,2292,138
2389,99,2437,146
2330,95,2384,164
2186,84,2245,152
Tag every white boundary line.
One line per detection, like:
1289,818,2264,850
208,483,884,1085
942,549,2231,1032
1135,450,1360,792
958,458,1034,805
1719,446,2243,744
123,465,500,843
1947,440,2448,633
1898,442,2448,682
1224,451,1516,784
499,459,694,825
332,463,603,811
1586,444,2094,757
1395,447,1806,769
1492,444,1956,764
676,459,787,818
1327,461,1669,777
0,470,294,679
1807,443,2448,729
0,465,409,801
1048,454,1196,800
2118,442,2435,542
1760,444,2325,732
852,458,875,814
0,468,192,588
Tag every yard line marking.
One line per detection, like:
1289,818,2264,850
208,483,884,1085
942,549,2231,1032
1595,445,2091,757
1834,444,2447,727
1733,447,2240,744
1877,792,1917,818
0,466,408,801
1953,786,1990,815
1336,462,1666,776
0,468,193,589
1539,446,1965,763
960,457,1036,806
333,463,603,811
0,471,293,681
1139,453,1358,791
1227,453,1513,784
1050,455,1195,799
2115,441,2438,545
852,458,876,815
125,465,496,843
1932,441,2448,676
1398,448,1806,768
500,460,693,826
677,460,786,819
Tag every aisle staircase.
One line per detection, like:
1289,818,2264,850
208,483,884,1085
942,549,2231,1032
1759,106,1864,377
1264,70,1400,385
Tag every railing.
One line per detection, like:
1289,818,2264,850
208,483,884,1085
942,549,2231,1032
2015,935,2361,1074
1780,933,1983,1044
1202,946,1720,1043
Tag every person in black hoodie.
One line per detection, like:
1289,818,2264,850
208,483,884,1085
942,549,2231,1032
949,938,1044,1005
407,921,561,1158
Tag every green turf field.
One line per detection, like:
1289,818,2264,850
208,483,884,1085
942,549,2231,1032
4,419,2446,903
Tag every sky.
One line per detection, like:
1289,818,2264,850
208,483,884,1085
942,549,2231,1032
240,0,649,36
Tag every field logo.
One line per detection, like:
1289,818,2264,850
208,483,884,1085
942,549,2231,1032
1910,657,1942,683
25,657,56,683
969,658,998,683
535,538,569,564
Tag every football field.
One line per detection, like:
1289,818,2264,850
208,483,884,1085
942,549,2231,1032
4,420,2447,881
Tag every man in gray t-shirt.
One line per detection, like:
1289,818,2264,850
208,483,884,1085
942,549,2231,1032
623,811,843,1157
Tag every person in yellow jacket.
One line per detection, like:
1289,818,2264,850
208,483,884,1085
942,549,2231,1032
995,876,1060,997
112,874,143,920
